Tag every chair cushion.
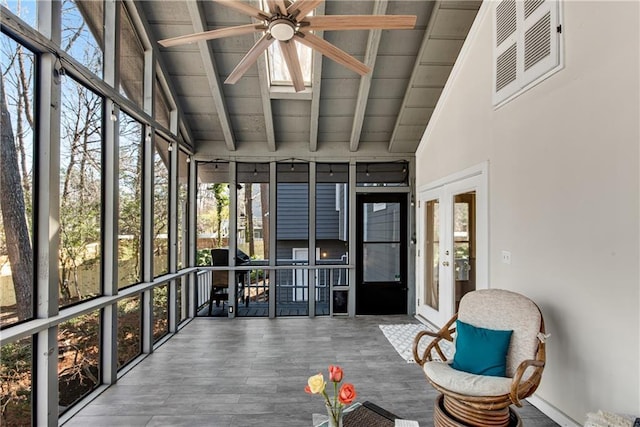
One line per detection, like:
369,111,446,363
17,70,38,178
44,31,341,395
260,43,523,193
457,289,542,377
424,361,513,397
451,320,513,377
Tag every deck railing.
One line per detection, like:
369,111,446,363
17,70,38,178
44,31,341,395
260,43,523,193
195,259,351,315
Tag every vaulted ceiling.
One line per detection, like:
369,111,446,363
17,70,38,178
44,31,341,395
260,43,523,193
138,0,481,159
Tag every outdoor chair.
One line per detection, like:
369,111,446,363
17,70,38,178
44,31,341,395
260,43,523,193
412,289,546,427
207,248,250,315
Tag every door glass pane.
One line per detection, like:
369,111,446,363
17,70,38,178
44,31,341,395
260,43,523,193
454,192,476,309
363,243,400,282
425,199,439,310
363,202,401,283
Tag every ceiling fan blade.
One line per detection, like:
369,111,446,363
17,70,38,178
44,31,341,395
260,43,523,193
295,32,370,76
288,0,324,21
158,24,265,48
266,0,288,15
303,15,417,31
278,40,305,92
225,34,275,85
212,0,269,20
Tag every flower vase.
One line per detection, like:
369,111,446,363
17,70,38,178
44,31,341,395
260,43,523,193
325,404,344,427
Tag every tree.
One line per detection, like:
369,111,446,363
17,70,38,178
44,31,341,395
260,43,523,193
212,183,229,247
0,73,33,321
260,183,269,259
245,184,254,257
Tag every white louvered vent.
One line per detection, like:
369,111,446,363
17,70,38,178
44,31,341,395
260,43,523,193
525,11,551,71
525,0,545,18
496,44,517,91
493,0,562,106
496,0,517,46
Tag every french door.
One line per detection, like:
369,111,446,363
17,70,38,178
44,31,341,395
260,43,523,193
416,167,487,326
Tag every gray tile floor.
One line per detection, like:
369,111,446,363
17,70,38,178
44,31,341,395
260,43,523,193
65,316,558,427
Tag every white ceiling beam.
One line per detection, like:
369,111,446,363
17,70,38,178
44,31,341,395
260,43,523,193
255,37,277,152
349,0,388,152
249,0,276,152
308,1,325,152
186,1,236,151
388,1,441,152
309,2,324,153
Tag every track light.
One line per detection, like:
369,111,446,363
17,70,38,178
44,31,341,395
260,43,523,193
329,165,334,177
290,162,295,171
365,164,370,177
253,164,258,176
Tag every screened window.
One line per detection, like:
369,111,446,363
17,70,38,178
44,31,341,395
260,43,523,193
196,162,230,266
0,336,32,425
62,0,104,77
177,149,189,269
119,3,144,108
59,75,103,308
118,112,143,288
315,163,349,316
276,162,309,316
117,295,142,369
152,283,169,343
237,163,270,262
154,76,171,130
0,33,35,327
356,162,408,187
153,136,170,277
58,310,100,415
3,1,36,29
236,163,270,317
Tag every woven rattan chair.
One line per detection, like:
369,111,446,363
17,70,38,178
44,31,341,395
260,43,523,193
413,289,547,427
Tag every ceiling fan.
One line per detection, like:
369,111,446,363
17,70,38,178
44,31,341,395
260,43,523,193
158,0,417,92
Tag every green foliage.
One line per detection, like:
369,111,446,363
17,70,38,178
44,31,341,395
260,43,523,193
197,249,212,266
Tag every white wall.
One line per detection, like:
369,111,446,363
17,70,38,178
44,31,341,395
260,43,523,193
415,1,639,423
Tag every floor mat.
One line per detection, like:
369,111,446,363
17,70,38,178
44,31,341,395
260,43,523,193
379,323,454,363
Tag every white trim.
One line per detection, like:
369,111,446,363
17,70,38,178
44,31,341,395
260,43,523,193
418,161,488,193
419,1,490,147
527,395,581,427
416,161,489,326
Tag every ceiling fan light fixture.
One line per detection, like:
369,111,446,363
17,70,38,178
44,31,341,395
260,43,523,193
269,19,296,41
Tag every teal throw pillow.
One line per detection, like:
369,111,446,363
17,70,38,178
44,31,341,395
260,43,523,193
451,319,513,377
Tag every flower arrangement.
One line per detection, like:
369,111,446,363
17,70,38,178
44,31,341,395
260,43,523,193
305,365,357,427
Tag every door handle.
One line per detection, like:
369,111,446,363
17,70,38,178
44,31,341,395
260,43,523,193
442,261,450,266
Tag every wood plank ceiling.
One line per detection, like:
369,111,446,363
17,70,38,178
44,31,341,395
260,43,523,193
139,0,481,159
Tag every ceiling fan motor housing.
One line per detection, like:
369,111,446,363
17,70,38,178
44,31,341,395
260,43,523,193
269,18,297,41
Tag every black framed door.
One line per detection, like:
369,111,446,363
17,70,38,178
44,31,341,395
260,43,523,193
356,193,408,315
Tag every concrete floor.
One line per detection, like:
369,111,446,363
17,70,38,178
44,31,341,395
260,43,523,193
65,316,559,427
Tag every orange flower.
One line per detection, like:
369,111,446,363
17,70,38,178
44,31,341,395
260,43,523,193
328,365,343,382
338,383,356,404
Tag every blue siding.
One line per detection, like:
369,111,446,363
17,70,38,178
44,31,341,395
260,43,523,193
277,183,308,239
316,184,340,240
